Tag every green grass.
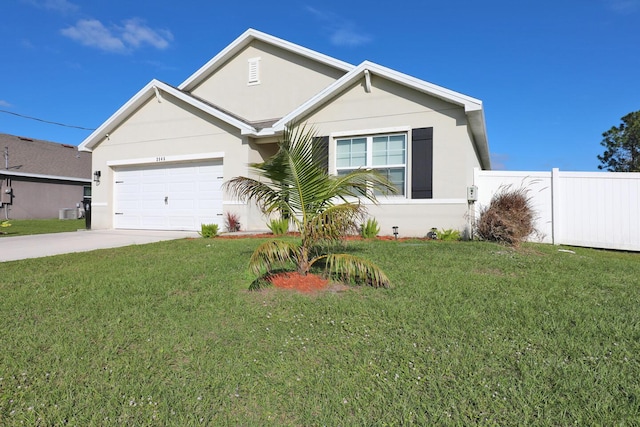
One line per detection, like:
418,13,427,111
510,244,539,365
0,218,85,237
1,238,639,425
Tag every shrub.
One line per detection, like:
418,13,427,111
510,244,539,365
439,228,461,241
267,217,289,236
0,220,11,235
224,212,241,232
360,218,380,239
475,185,536,246
199,223,219,238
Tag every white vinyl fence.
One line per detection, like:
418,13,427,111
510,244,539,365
474,168,640,251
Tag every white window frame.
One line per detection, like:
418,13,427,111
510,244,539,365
247,57,261,85
333,129,408,198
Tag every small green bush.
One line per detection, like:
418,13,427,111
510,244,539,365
360,218,380,239
200,223,219,238
439,228,461,241
267,217,289,236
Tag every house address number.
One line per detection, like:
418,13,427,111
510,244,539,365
156,156,166,162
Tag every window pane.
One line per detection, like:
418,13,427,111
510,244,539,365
372,136,387,151
337,138,368,167
388,151,405,165
389,135,405,150
373,167,405,196
389,168,405,196
388,135,406,165
351,138,366,167
372,136,387,166
372,153,386,166
336,141,350,168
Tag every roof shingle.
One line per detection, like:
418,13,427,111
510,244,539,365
0,133,91,179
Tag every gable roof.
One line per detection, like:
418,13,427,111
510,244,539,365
0,133,91,181
79,29,490,169
273,61,490,169
178,28,354,92
78,80,258,152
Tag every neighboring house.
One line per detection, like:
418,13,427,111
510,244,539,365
78,29,490,236
0,133,91,220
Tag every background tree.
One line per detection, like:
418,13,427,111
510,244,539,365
224,124,397,289
597,110,640,172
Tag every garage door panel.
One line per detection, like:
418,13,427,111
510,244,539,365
114,160,224,231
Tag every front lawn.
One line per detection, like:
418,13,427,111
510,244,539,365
1,238,638,425
0,218,85,237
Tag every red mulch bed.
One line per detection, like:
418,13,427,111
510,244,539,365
268,272,329,293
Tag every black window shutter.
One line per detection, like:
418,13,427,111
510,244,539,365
411,127,433,199
312,136,329,173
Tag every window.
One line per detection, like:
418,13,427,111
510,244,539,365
336,133,406,196
248,57,260,85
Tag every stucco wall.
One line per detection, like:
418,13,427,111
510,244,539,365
251,74,482,235
2,178,86,220
89,92,257,230
190,40,347,122
301,75,480,199
363,200,473,237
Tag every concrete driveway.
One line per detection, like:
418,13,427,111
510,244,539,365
0,229,199,262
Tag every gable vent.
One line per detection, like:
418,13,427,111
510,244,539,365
248,57,261,85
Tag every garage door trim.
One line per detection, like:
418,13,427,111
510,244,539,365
107,151,225,167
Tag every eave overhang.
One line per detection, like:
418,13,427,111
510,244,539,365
269,61,491,169
78,80,258,152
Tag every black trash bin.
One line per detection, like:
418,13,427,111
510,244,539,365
83,197,91,229
83,186,92,229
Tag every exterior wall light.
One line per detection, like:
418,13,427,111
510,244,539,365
93,170,101,185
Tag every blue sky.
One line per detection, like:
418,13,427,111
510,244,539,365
1,0,639,171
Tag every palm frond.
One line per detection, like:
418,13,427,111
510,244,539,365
324,253,391,288
224,122,396,289
248,240,299,276
224,176,284,215
330,168,399,202
305,203,363,242
280,125,333,216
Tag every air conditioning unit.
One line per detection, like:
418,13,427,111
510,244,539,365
59,208,79,220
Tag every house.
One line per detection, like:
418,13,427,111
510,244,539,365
0,133,91,220
78,29,490,236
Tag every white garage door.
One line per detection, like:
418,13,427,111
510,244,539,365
113,160,223,231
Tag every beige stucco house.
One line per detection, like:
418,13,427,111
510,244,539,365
78,29,490,236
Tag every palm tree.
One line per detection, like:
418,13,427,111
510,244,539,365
224,124,397,289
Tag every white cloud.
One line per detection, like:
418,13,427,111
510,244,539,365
61,18,173,54
305,6,372,47
61,19,127,53
0,100,12,108
606,0,640,12
120,19,173,50
23,0,79,14
330,27,372,47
